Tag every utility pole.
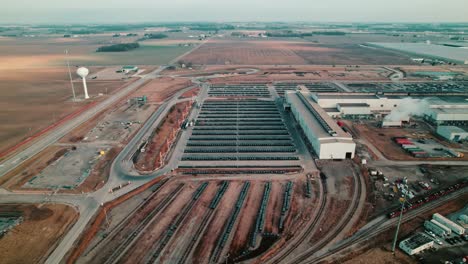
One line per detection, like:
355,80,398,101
65,49,76,102
392,178,408,254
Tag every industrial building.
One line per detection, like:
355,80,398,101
399,233,434,255
122,65,139,73
424,219,452,237
433,213,465,235
307,93,468,125
426,108,468,126
285,91,356,159
311,93,402,117
436,126,468,142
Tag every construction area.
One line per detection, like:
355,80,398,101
22,145,109,190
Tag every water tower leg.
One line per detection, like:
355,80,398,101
82,78,90,99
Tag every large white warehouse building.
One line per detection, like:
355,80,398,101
285,91,356,159
311,93,403,117
308,93,468,125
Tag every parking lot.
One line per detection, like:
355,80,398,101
23,146,109,190
273,82,341,97
304,82,341,93
180,99,300,167
208,84,270,97
274,83,301,97
344,82,468,93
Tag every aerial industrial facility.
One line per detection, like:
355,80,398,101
1,21,468,264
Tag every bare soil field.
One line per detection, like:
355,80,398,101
132,77,192,103
182,39,309,65
0,67,128,155
0,203,78,264
181,38,416,66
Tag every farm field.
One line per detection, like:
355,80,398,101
181,38,416,65
0,67,129,155
0,35,196,67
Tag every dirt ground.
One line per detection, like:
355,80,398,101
0,144,119,194
0,146,68,190
342,246,416,264
119,183,194,264
61,146,121,194
181,38,415,66
353,122,468,161
206,65,394,83
192,181,243,263
134,101,191,171
341,193,468,264
75,177,314,264
179,87,200,99
131,77,192,103
0,203,78,264
228,181,263,256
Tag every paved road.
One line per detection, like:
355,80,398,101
0,66,167,178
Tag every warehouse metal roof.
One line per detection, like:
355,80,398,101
401,233,433,250
286,92,352,139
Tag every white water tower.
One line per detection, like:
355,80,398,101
77,67,90,99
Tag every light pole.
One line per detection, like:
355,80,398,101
392,178,408,254
65,49,76,102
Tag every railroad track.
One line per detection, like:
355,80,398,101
85,179,169,257
104,183,185,264
305,187,468,264
177,209,215,264
289,169,363,264
177,182,230,264
211,181,251,263
145,182,209,264
268,177,328,264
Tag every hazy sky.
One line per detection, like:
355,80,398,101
1,0,467,24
